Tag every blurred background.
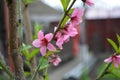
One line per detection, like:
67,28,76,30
0,0,120,80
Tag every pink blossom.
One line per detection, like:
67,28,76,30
55,24,78,49
65,23,78,37
32,30,56,56
55,31,66,50
82,0,94,6
104,54,120,68
49,55,62,66
70,8,85,26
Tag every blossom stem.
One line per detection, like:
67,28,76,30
53,0,76,38
31,57,44,80
96,63,112,80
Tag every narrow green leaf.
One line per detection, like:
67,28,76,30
39,57,49,71
107,38,118,52
60,0,71,12
116,34,120,46
65,0,71,11
25,61,30,68
118,47,120,53
24,71,31,77
23,0,34,4
61,16,69,28
21,43,31,59
28,48,40,60
60,0,66,12
33,22,43,39
21,44,32,51
61,9,73,28
45,74,49,80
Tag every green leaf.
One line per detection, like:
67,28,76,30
101,73,120,80
21,43,31,59
118,47,120,53
45,49,60,58
28,48,40,60
116,34,120,46
45,74,49,80
24,61,30,68
61,9,73,28
60,0,71,12
108,64,120,78
33,22,43,39
65,0,71,11
24,71,31,77
61,16,69,28
107,38,118,52
39,57,49,71
60,0,66,12
23,0,34,4
21,43,32,51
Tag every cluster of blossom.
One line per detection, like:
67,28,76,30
104,53,120,68
32,0,93,66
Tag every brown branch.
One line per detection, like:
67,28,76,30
7,0,26,80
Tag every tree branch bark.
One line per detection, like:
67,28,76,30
7,0,26,80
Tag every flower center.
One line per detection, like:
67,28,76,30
41,38,48,46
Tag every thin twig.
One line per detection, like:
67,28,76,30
96,63,111,80
53,0,76,38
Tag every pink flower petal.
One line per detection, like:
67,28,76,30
71,8,79,18
53,61,59,66
56,38,64,49
57,57,62,62
40,46,47,56
45,33,53,42
117,55,120,63
38,30,44,40
104,57,112,63
68,27,78,37
70,8,85,26
47,43,56,51
113,58,119,68
32,39,40,48
86,0,94,6
56,32,62,39
77,8,85,18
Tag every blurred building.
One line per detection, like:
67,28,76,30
85,6,120,53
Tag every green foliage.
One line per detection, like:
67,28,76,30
107,34,120,53
33,22,43,39
23,0,35,4
39,57,49,71
45,49,60,58
101,73,120,80
21,43,31,60
97,60,120,80
60,0,71,12
97,63,107,75
80,70,91,80
24,71,31,77
116,34,120,53
61,9,74,28
29,49,40,60
44,73,49,80
21,43,39,61
107,38,118,52
116,34,120,46
0,75,8,80
108,64,120,78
